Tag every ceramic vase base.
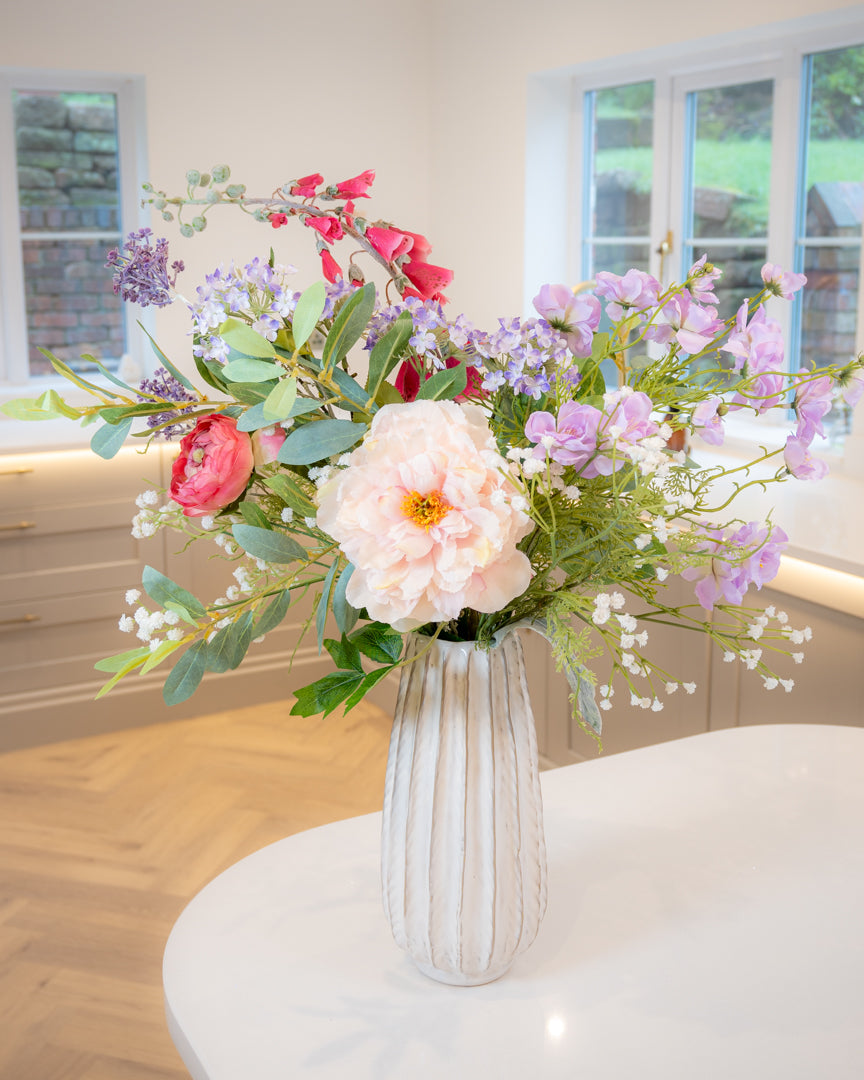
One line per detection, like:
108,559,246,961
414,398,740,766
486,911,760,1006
414,960,512,987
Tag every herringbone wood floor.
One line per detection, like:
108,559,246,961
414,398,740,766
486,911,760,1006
0,698,393,1079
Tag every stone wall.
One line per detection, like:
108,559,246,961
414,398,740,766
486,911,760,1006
15,92,124,376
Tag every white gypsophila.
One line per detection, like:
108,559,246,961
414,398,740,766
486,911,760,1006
281,507,294,523
665,682,678,694
620,634,635,649
655,567,669,582
740,649,762,670
747,623,765,640
163,610,180,626
652,516,670,543
167,627,184,641
651,698,663,712
119,615,135,633
135,489,159,509
618,612,637,632
634,631,648,647
225,585,240,601
792,652,804,664
634,534,651,550
599,699,612,711
200,515,215,530
683,682,697,694
125,588,141,605
304,517,316,529
599,685,614,699
149,638,163,652
723,651,736,662
255,559,267,571
308,465,334,486
763,677,779,690
780,679,794,692
521,457,547,478
777,611,789,623
563,485,581,503
765,605,776,618
216,617,231,629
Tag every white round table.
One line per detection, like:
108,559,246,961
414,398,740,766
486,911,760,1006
163,724,864,1079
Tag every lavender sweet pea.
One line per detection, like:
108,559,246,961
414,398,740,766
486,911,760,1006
682,522,788,611
532,284,600,358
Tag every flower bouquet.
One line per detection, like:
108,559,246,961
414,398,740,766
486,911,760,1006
6,165,862,746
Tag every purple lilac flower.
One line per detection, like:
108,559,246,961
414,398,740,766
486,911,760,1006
793,375,834,444
721,303,784,374
138,367,197,439
682,521,788,611
532,284,600,358
106,229,184,308
594,269,660,321
784,436,829,480
761,263,807,300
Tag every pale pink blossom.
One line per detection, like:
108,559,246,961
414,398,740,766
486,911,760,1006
691,396,725,445
722,302,785,374
316,400,534,631
761,263,807,300
594,269,660,321
644,291,723,355
687,255,722,305
793,375,834,444
532,284,600,357
784,435,829,480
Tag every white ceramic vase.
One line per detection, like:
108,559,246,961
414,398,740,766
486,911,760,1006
380,632,547,986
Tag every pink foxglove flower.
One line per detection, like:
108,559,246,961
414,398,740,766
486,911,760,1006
170,415,254,517
402,259,454,304
290,173,323,198
334,170,375,199
320,249,342,283
303,215,343,244
366,226,414,262
316,400,534,631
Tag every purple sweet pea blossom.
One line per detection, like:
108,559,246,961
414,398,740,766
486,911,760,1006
106,229,184,308
784,436,829,480
838,367,864,409
593,269,660,322
524,400,601,470
592,389,660,477
730,369,786,415
644,291,724,355
687,255,722,305
721,303,784,374
691,396,725,446
682,521,788,611
793,375,834,444
532,284,600,358
761,263,807,300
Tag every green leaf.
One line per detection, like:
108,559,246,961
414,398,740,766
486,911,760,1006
324,635,364,672
590,331,610,363
321,282,376,371
239,500,272,529
223,357,280,383
366,312,413,397
99,402,175,423
94,646,150,673
219,317,277,358
95,650,151,698
342,665,394,713
1,390,82,422
332,563,358,635
289,669,366,718
140,639,182,676
40,388,85,419
291,281,326,350
142,565,207,618
163,600,198,626
237,397,320,432
231,523,306,564
350,623,404,664
39,349,125,399
80,355,137,395
162,640,209,705
90,417,133,459
195,355,229,393
205,611,254,672
277,418,365,466
262,377,297,421
374,381,405,406
254,590,291,637
138,322,197,391
329,366,373,413
262,472,316,515
416,363,468,401
316,559,339,651
227,381,277,405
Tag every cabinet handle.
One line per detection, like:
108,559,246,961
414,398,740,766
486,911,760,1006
0,614,41,627
0,466,34,476
0,521,36,532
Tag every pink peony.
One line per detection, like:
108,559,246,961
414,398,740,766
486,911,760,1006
316,400,534,630
170,415,254,518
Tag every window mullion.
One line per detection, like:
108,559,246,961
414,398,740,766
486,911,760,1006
0,73,28,385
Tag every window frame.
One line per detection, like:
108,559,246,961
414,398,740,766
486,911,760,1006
0,68,151,399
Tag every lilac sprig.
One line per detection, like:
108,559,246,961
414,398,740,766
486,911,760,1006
138,367,197,440
106,229,184,308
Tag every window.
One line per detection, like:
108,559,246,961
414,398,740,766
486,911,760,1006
0,70,149,389
563,14,864,448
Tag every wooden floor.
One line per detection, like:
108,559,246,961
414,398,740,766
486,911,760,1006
0,698,393,1080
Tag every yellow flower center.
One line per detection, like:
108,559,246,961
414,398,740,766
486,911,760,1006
401,489,451,530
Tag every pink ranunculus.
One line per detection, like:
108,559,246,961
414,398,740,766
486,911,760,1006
366,226,414,262
402,259,454,304
316,400,534,631
334,170,375,199
532,284,601,357
251,425,286,468
290,173,323,198
320,249,343,283
784,435,829,481
170,415,254,518
303,215,343,244
761,263,807,300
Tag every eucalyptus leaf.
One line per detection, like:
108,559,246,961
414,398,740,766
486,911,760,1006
276,419,365,466
140,639,181,676
162,640,209,705
237,396,320,432
90,416,133,459
142,565,207,618
231,523,306,564
223,357,280,383
206,611,254,672
239,500,272,529
332,563,358,634
138,322,197,391
93,646,151,673
195,355,229,393
262,377,298,421
219,317,277,358
254,590,291,637
366,312,413,396
316,559,339,651
262,473,316,515
321,282,376,371
291,281,326,350
416,363,468,401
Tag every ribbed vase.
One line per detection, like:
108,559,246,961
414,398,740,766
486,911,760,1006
381,633,547,986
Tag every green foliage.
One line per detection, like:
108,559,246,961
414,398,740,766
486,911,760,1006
163,641,209,705
142,565,207,618
291,282,326,349
416,362,468,401
321,282,376,371
219,318,277,358
90,417,133,458
366,312,413,398
231,523,306,564
277,418,366,465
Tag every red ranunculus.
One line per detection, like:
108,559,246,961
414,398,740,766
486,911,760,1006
403,259,454,303
366,226,413,262
335,170,375,199
170,415,254,518
290,173,323,198
320,249,343,283
303,215,343,244
394,356,486,403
